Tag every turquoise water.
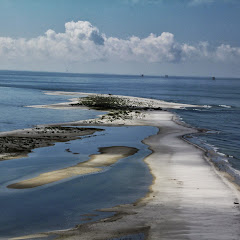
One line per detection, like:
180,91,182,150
0,70,240,238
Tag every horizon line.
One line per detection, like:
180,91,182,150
0,69,239,80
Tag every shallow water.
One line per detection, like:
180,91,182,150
111,233,145,240
0,86,103,132
0,126,157,239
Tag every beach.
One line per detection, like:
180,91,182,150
5,92,240,240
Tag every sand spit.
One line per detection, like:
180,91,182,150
10,93,240,240
8,146,138,189
0,126,103,161
15,111,239,240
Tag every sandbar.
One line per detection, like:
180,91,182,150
8,146,138,189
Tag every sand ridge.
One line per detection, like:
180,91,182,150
8,146,138,189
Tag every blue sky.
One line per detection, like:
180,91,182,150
0,0,240,77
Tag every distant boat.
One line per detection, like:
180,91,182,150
212,77,216,80
141,74,144,77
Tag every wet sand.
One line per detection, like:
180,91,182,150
9,92,240,240
8,146,138,189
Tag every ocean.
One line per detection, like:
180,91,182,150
0,70,239,238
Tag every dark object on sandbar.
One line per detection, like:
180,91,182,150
212,77,215,80
65,148,71,152
141,74,144,77
165,75,168,78
234,202,239,204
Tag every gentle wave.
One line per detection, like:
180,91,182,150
192,105,212,111
184,134,240,186
219,104,232,108
202,105,212,108
209,152,240,186
206,130,220,134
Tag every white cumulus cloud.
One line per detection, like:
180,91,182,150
0,20,240,67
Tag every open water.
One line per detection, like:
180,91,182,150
0,70,239,238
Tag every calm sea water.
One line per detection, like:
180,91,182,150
0,70,239,237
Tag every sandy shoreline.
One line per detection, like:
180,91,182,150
7,92,240,240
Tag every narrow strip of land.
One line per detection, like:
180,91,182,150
10,92,240,240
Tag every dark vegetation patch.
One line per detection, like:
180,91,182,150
0,127,103,157
101,110,135,122
71,95,162,111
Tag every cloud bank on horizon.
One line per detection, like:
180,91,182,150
0,21,239,66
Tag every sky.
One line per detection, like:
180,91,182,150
0,0,240,77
